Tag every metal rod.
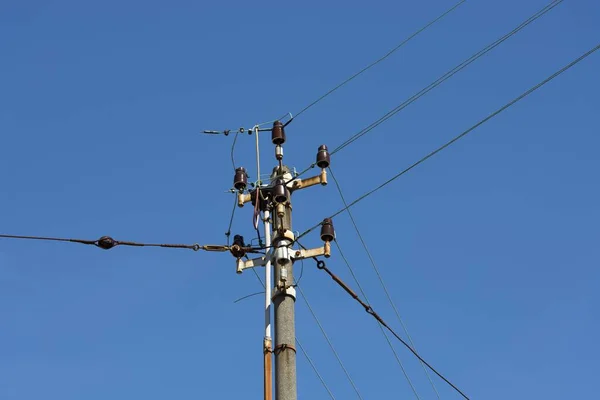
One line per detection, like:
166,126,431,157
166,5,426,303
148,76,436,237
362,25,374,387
264,209,273,400
255,125,261,187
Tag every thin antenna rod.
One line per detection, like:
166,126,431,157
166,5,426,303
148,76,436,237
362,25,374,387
255,125,261,187
254,123,274,400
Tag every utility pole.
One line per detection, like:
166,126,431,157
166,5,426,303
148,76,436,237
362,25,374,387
234,120,334,400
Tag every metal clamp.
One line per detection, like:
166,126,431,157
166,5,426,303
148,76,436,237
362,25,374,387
272,285,296,301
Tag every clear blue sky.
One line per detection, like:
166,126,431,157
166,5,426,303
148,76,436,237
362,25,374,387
1,1,599,399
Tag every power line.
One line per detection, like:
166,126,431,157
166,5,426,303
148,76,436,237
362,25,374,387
312,258,470,400
329,167,439,399
330,0,563,155
225,194,238,246
293,0,466,120
0,234,202,251
332,238,421,400
296,284,364,400
296,40,600,242
296,339,336,400
230,131,239,171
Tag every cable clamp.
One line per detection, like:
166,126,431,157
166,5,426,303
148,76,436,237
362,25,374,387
272,285,296,301
273,343,296,355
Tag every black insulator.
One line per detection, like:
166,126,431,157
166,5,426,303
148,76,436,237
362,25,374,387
233,167,248,191
271,120,286,145
316,144,330,169
273,179,288,204
320,218,335,242
233,234,245,247
97,236,117,250
231,234,246,258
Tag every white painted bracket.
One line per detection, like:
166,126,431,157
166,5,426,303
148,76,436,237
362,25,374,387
291,242,331,260
236,252,269,274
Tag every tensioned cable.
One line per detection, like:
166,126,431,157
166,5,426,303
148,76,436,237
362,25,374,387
250,268,336,399
0,234,202,251
230,132,239,171
296,284,364,400
293,0,466,120
311,258,470,399
225,194,238,246
296,41,600,241
332,238,421,399
295,339,336,400
289,0,562,182
330,167,438,399
331,0,563,155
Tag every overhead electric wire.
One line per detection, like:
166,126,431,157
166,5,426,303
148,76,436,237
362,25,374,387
0,233,202,251
225,194,238,246
296,284,365,400
330,167,439,399
331,238,421,400
250,268,336,399
296,339,337,400
293,0,466,120
311,257,470,400
233,291,265,304
331,0,563,155
230,131,239,171
296,41,600,242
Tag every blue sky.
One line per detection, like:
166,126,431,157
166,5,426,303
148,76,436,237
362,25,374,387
1,1,599,399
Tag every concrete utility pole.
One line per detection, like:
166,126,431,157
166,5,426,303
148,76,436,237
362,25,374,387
272,165,297,400
234,120,333,400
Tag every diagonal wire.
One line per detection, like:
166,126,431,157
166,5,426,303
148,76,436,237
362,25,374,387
312,257,470,399
330,167,438,399
296,284,364,400
230,131,239,171
295,40,600,242
293,0,466,120
250,268,336,400
331,0,563,155
225,194,237,246
332,237,421,399
296,339,336,400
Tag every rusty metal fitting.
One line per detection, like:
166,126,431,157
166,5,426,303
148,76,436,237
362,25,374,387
319,168,328,186
276,203,285,218
238,192,252,207
273,343,297,355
